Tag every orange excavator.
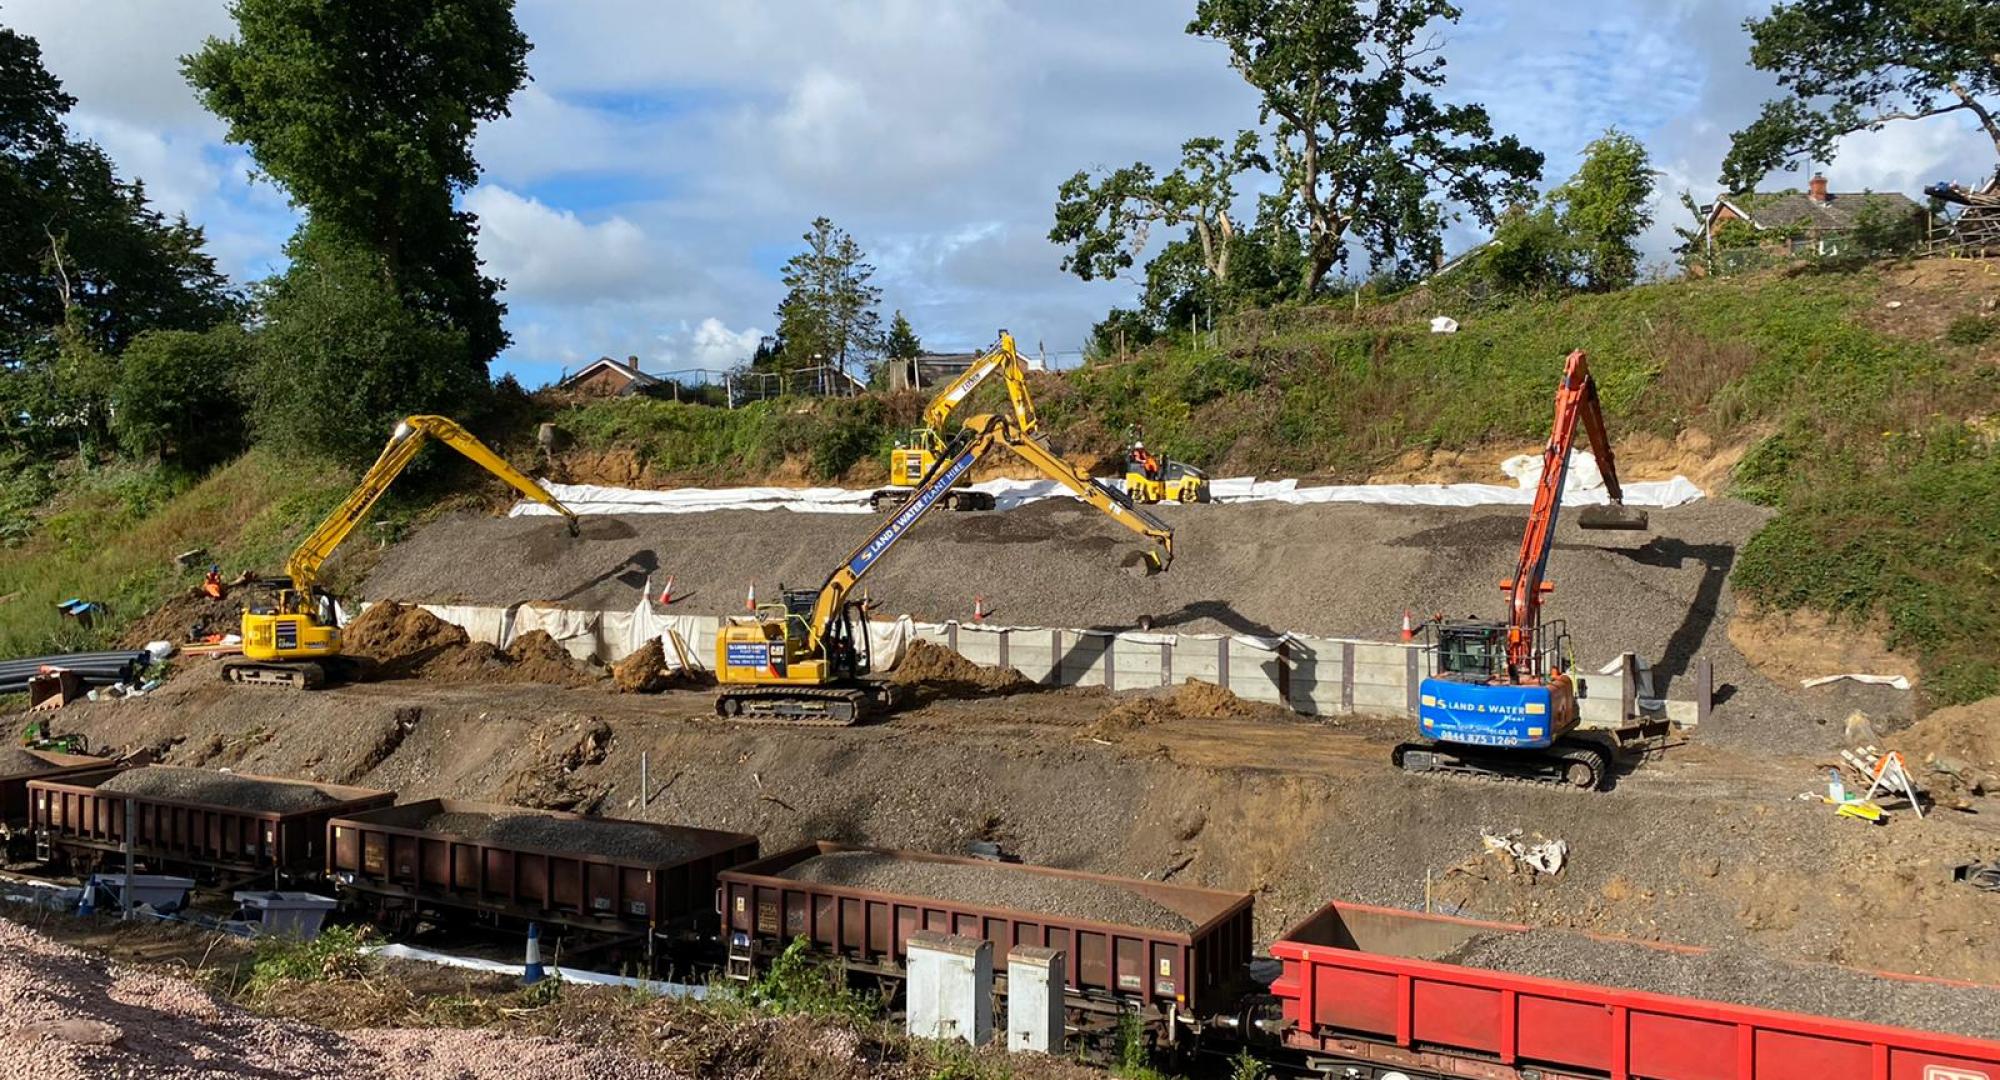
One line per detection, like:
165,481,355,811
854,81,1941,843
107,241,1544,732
1398,350,1649,790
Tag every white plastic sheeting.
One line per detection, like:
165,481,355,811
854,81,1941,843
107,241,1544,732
510,450,1701,518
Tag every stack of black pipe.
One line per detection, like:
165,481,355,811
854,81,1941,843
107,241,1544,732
0,651,150,695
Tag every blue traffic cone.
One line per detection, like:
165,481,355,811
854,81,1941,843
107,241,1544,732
522,922,546,985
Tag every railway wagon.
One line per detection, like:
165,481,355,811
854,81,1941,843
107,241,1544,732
2,750,109,845
1269,899,2000,1080
720,842,1255,1036
30,766,394,885
327,798,758,952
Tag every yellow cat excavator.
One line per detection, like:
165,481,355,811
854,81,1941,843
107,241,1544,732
222,415,578,690
719,408,1174,725
870,330,1041,513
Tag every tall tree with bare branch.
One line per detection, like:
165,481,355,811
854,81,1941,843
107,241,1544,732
1721,0,2000,190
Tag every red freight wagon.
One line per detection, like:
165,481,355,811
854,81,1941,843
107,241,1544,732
720,842,1255,1035
1269,900,2000,1080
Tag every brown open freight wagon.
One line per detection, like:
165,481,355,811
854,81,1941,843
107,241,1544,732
1,750,109,847
327,798,758,959
719,841,1255,1038
30,766,394,886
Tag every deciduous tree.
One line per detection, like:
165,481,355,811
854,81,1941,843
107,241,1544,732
1555,130,1657,291
185,0,529,366
1051,132,1265,288
1188,0,1542,292
1720,0,2000,189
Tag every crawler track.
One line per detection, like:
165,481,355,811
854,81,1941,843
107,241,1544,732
1392,740,1610,790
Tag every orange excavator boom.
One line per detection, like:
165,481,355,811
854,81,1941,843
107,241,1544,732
1501,349,1648,676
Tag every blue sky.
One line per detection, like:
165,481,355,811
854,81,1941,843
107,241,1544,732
7,1,1995,387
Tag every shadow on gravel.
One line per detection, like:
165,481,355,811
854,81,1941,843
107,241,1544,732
552,547,660,603
1605,538,1736,697
1138,600,1282,638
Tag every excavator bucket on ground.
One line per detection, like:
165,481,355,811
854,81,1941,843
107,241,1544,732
1576,502,1649,530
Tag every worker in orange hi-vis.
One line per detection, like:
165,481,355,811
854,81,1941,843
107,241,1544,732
202,564,224,599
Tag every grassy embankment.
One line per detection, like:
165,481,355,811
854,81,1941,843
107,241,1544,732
0,449,354,661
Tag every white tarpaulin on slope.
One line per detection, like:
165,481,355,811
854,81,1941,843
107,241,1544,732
510,450,1701,518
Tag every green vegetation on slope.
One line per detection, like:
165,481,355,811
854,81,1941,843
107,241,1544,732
557,393,912,483
0,448,354,658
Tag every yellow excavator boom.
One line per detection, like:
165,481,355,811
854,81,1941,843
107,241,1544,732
282,414,578,596
806,411,1170,654
918,330,1038,436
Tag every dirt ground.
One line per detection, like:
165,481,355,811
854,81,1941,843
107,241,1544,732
34,666,2000,989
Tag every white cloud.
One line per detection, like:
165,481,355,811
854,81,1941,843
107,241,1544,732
465,185,656,303
673,317,765,372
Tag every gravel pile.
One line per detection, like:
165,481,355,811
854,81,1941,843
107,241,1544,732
1451,930,2000,1040
422,809,704,864
0,748,65,776
777,851,1199,933
0,916,690,1080
97,767,340,813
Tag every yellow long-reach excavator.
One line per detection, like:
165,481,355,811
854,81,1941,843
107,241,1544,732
719,408,1174,725
222,415,579,690
870,331,1042,513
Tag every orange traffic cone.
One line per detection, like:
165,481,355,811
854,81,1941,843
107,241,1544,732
1400,610,1416,642
745,583,756,611
658,576,675,605
973,595,988,622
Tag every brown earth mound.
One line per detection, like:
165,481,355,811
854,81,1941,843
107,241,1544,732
118,583,278,647
888,639,1031,694
1083,678,1265,739
612,639,670,693
1898,695,2000,800
341,603,603,688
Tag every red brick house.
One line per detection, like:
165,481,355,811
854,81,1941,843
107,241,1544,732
1704,173,1925,262
556,356,662,397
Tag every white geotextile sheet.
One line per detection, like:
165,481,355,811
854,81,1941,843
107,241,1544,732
510,450,1702,518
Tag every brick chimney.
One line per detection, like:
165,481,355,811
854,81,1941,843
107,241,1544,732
1808,173,1830,203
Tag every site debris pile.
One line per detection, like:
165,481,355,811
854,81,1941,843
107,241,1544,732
888,639,1031,696
1449,929,2000,1040
777,849,1195,933
97,766,339,813
341,602,604,688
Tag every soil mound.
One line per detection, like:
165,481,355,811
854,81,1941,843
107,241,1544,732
1898,695,2000,799
119,581,278,647
613,639,671,693
342,602,603,688
888,640,1031,694
1082,678,1263,739
502,630,601,688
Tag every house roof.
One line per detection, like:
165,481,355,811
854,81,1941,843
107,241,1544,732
558,356,661,391
1714,189,1923,232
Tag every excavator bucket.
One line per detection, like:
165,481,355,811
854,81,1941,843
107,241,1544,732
1577,502,1649,531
